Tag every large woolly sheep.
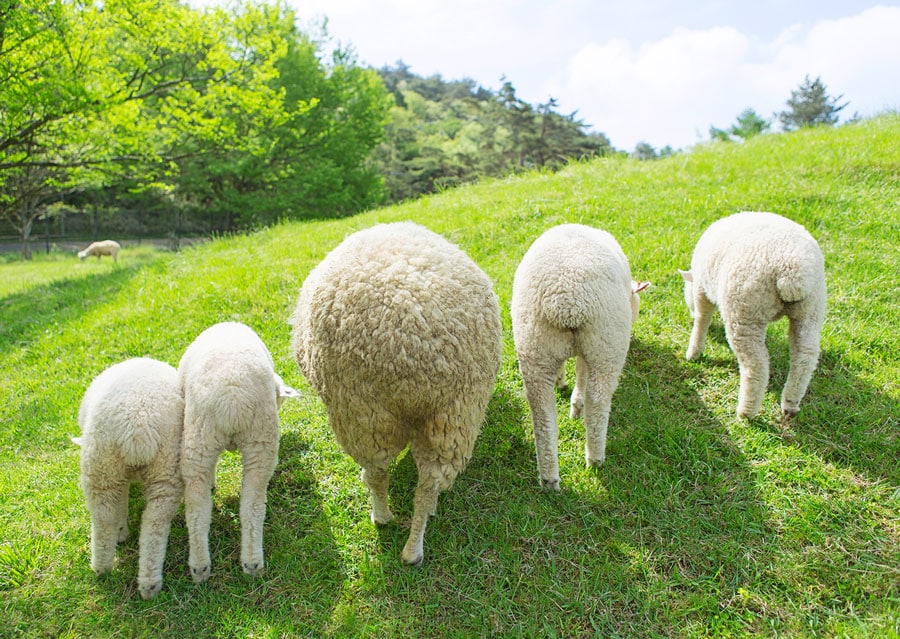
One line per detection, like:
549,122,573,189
78,240,121,262
73,357,184,600
679,211,827,419
511,224,649,491
291,222,502,566
178,322,298,583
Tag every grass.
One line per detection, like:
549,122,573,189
1,115,898,638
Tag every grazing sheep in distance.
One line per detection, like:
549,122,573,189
291,222,502,566
73,357,184,600
78,240,121,262
679,211,827,419
511,223,649,491
178,322,298,584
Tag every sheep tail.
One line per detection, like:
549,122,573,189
776,262,815,304
118,422,161,467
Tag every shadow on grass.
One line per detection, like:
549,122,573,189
90,431,344,636
684,315,898,484
0,256,159,358
336,341,778,636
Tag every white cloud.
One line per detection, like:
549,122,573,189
553,5,900,150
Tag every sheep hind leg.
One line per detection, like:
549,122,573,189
570,356,588,418
781,314,823,416
361,467,394,525
183,459,217,584
238,443,279,578
686,296,715,360
583,367,620,468
88,483,129,576
522,362,563,491
136,482,181,599
728,322,770,420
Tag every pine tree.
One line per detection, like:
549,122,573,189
779,76,848,130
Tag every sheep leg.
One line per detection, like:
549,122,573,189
555,363,568,391
522,362,562,491
136,482,181,600
361,467,394,525
686,295,715,360
570,356,587,418
583,367,619,468
183,455,217,584
727,322,770,419
401,476,441,567
87,482,129,575
781,314,823,416
115,481,130,543
238,443,278,578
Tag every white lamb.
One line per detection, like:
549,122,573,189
78,240,121,262
511,224,649,491
178,322,298,583
291,222,502,566
679,211,827,419
73,357,184,600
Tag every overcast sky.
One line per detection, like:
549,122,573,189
284,0,900,151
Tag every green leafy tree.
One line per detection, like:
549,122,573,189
779,75,848,130
710,108,770,142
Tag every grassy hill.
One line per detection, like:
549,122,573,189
1,115,898,638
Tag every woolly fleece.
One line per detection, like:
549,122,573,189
74,357,184,600
179,321,298,584
511,223,644,490
291,222,502,566
679,211,827,419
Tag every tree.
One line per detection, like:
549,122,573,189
632,142,657,161
779,75,848,131
710,108,770,142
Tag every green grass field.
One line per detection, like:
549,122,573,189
1,115,898,638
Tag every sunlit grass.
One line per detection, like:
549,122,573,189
1,115,898,638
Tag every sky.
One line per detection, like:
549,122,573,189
283,0,900,151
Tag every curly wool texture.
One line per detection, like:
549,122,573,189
680,211,827,419
178,322,297,584
291,222,502,566
511,224,642,491
74,357,184,600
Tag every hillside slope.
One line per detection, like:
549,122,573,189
1,114,898,638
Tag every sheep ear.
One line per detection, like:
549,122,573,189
632,281,651,294
278,385,300,400
71,436,83,447
678,269,693,282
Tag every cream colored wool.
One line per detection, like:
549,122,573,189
74,357,184,600
679,211,827,419
511,224,648,491
291,222,502,566
178,322,298,584
78,240,121,262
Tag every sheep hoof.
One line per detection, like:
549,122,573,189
586,456,605,469
371,510,394,526
138,580,162,600
92,565,113,577
117,526,129,543
401,549,424,567
686,349,701,361
539,477,561,492
736,408,758,421
190,564,211,584
781,402,800,417
242,561,264,578
569,403,583,419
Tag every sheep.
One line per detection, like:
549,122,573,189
73,357,184,600
678,211,827,419
290,222,502,566
178,322,298,583
78,240,121,262
511,223,649,491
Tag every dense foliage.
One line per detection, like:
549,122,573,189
0,0,391,255
373,63,614,202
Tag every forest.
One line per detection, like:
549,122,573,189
1,0,614,257
1,0,849,258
